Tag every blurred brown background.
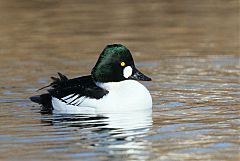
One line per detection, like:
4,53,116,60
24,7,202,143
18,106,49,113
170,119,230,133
1,0,239,88
0,0,239,60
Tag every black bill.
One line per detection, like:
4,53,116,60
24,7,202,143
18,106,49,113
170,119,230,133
129,67,151,81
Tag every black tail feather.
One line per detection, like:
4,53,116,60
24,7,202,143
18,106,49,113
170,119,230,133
30,95,41,104
30,73,70,114
30,94,53,114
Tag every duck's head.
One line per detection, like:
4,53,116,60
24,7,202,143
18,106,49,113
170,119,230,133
91,44,151,83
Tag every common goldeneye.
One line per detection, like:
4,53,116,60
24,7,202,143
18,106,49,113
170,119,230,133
30,44,152,114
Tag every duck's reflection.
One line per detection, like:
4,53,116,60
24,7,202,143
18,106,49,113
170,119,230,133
41,109,152,159
42,109,152,134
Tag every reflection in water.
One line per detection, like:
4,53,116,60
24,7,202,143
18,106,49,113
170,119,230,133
43,110,152,131
41,110,152,160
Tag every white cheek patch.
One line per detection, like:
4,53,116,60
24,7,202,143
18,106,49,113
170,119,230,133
123,66,133,78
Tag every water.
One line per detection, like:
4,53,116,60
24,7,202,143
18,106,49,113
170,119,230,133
0,0,239,160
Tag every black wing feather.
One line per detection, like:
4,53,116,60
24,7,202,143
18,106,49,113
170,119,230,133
37,73,69,91
30,73,109,113
47,73,108,99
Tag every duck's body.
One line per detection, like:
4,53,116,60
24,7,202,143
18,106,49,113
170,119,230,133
52,79,152,114
30,44,152,114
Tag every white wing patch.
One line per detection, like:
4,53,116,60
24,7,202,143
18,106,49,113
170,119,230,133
62,94,74,100
61,94,86,106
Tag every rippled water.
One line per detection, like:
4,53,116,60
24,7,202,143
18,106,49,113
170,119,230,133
0,0,239,161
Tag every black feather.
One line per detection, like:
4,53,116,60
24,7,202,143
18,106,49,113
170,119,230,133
47,74,108,99
30,73,109,112
37,72,69,91
30,94,53,114
30,95,41,103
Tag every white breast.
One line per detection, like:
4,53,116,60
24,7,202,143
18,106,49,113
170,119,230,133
52,80,152,114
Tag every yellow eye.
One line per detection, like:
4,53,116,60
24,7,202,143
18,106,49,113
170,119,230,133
120,61,126,67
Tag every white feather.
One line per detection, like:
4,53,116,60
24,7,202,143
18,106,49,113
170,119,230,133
62,94,74,100
123,66,132,78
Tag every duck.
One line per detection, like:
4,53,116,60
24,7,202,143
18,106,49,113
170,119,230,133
30,44,152,114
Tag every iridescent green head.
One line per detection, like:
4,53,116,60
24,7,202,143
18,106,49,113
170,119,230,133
91,44,151,83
